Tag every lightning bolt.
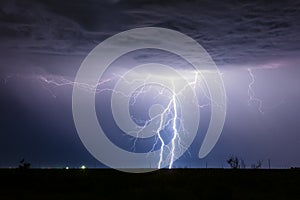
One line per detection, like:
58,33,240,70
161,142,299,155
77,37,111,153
169,91,178,169
153,89,179,169
122,81,182,169
3,71,208,169
148,72,210,169
110,71,205,169
247,68,264,114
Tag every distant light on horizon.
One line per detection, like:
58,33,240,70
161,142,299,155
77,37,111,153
80,165,86,170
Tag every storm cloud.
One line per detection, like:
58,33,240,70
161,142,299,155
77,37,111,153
0,0,300,168
0,0,299,66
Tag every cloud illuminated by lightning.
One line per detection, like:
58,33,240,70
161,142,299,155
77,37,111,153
3,70,210,169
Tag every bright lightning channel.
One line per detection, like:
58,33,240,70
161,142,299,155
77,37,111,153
3,71,208,169
247,68,264,114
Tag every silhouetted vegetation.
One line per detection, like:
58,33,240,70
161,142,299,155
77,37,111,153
291,167,300,170
251,160,263,169
0,168,299,199
227,155,265,169
18,158,31,169
227,155,240,169
240,159,246,169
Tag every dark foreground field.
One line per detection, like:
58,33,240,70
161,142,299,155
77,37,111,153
0,168,299,199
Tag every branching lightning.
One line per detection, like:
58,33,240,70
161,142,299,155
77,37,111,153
247,68,264,114
3,71,209,169
2,64,283,169
151,89,179,169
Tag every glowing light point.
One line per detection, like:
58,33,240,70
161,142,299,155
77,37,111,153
80,165,86,170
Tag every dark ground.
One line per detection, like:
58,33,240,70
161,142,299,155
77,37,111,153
0,168,299,199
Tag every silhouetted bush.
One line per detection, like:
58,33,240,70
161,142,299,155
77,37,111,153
18,158,31,169
251,160,263,169
240,159,246,169
227,155,240,169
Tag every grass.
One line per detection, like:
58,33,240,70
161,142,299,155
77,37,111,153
0,168,299,199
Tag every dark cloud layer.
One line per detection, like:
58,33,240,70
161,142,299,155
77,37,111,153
0,0,299,65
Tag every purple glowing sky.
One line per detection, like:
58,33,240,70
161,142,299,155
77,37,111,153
0,0,300,168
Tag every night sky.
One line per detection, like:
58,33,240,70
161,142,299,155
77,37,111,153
0,0,300,169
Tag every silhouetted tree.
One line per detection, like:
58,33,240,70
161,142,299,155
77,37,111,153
240,159,246,169
251,160,263,169
18,158,31,169
227,155,240,169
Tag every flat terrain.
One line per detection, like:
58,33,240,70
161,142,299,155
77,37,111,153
0,169,299,199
